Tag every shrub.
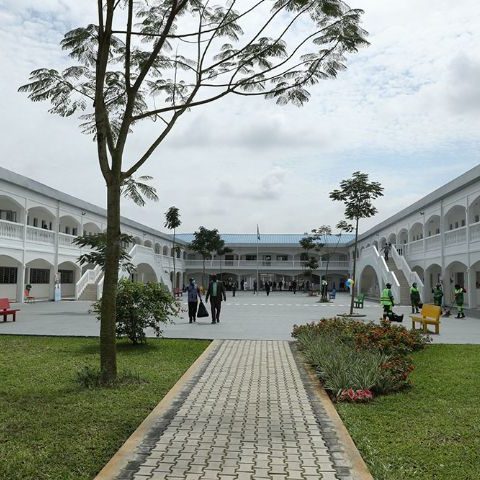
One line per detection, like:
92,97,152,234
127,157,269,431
293,317,430,401
92,279,181,344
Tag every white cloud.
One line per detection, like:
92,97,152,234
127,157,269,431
1,0,480,234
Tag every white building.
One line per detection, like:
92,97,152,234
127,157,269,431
2,163,480,310
355,164,480,309
0,167,186,302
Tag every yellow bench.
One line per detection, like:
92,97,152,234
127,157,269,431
411,304,441,334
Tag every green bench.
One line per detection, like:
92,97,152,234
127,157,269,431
354,293,365,308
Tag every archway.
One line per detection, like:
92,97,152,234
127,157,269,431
134,236,142,245
387,233,396,246
144,239,153,248
154,243,161,254
411,265,424,283
0,195,25,224
425,215,440,237
135,263,158,283
409,222,423,242
83,222,101,236
398,228,408,245
163,246,169,256
59,215,80,236
445,205,466,231
359,265,380,298
27,206,55,234
468,260,480,308
379,237,387,250
424,263,442,303
445,261,468,305
0,254,22,301
25,258,54,300
58,261,81,298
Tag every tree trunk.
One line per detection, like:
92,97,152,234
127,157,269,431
349,217,360,315
100,181,122,383
172,228,176,293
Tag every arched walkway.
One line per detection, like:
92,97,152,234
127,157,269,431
0,195,25,223
135,263,158,283
83,222,101,236
445,261,468,305
445,205,466,231
59,215,80,236
25,258,54,300
411,265,424,282
58,261,81,298
359,265,380,298
0,254,22,301
424,263,442,303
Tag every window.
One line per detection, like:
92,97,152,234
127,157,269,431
49,222,52,230
461,219,465,227
59,269,74,284
455,221,459,229
33,218,38,227
436,228,440,234
0,267,17,284
449,224,453,230
277,255,288,261
65,227,70,235
72,228,78,236
475,215,480,223
30,268,50,284
245,255,256,261
0,210,17,222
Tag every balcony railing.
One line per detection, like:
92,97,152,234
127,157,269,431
408,239,423,255
425,234,441,250
0,219,23,240
445,226,466,246
58,232,77,247
26,225,55,244
470,222,480,242
184,259,350,270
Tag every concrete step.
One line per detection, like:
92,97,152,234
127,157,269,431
78,283,98,301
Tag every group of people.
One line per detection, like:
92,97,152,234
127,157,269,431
185,275,226,324
380,281,467,321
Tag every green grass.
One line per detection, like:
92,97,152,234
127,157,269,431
336,344,480,480
0,336,210,480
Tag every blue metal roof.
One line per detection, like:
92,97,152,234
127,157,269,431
176,233,354,245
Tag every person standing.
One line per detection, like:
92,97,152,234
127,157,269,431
382,243,391,261
292,280,297,294
186,278,202,323
410,282,421,314
454,284,466,318
232,280,237,297
432,283,443,308
380,282,403,321
265,281,271,296
206,274,227,324
253,280,258,295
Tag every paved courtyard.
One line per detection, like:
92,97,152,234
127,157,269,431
2,292,480,343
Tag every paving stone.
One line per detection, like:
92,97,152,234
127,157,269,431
124,341,352,480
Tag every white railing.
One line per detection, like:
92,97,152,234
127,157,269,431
360,246,401,301
391,244,424,298
75,265,103,299
445,226,467,246
408,239,423,256
0,218,23,240
26,225,55,244
470,222,480,242
183,259,350,270
425,234,441,250
58,232,76,247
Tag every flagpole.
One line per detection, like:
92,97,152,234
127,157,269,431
256,225,260,293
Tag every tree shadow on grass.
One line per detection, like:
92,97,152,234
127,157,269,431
73,339,164,356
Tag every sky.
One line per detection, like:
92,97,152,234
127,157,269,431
1,0,479,235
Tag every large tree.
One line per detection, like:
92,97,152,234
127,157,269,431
189,227,224,287
164,206,181,292
330,172,383,315
19,0,367,382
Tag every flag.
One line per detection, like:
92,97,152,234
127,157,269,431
257,224,261,241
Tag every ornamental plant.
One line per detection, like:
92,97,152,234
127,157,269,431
92,279,181,344
293,317,430,401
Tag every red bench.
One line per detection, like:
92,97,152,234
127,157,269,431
0,298,20,322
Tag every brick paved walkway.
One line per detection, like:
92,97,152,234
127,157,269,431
119,340,355,480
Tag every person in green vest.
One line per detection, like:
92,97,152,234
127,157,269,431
432,283,443,308
380,283,403,321
410,282,421,314
454,284,466,318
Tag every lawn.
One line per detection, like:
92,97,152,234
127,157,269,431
0,336,210,480
336,344,480,480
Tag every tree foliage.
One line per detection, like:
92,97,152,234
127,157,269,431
330,171,384,314
92,279,180,344
189,226,224,286
18,0,368,382
73,232,136,273
121,175,159,207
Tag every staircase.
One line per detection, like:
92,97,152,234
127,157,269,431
385,257,411,305
78,283,98,301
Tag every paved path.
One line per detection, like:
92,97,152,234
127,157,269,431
110,340,356,480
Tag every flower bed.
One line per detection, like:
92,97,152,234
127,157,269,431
292,318,430,402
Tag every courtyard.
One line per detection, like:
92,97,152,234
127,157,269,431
2,292,480,344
